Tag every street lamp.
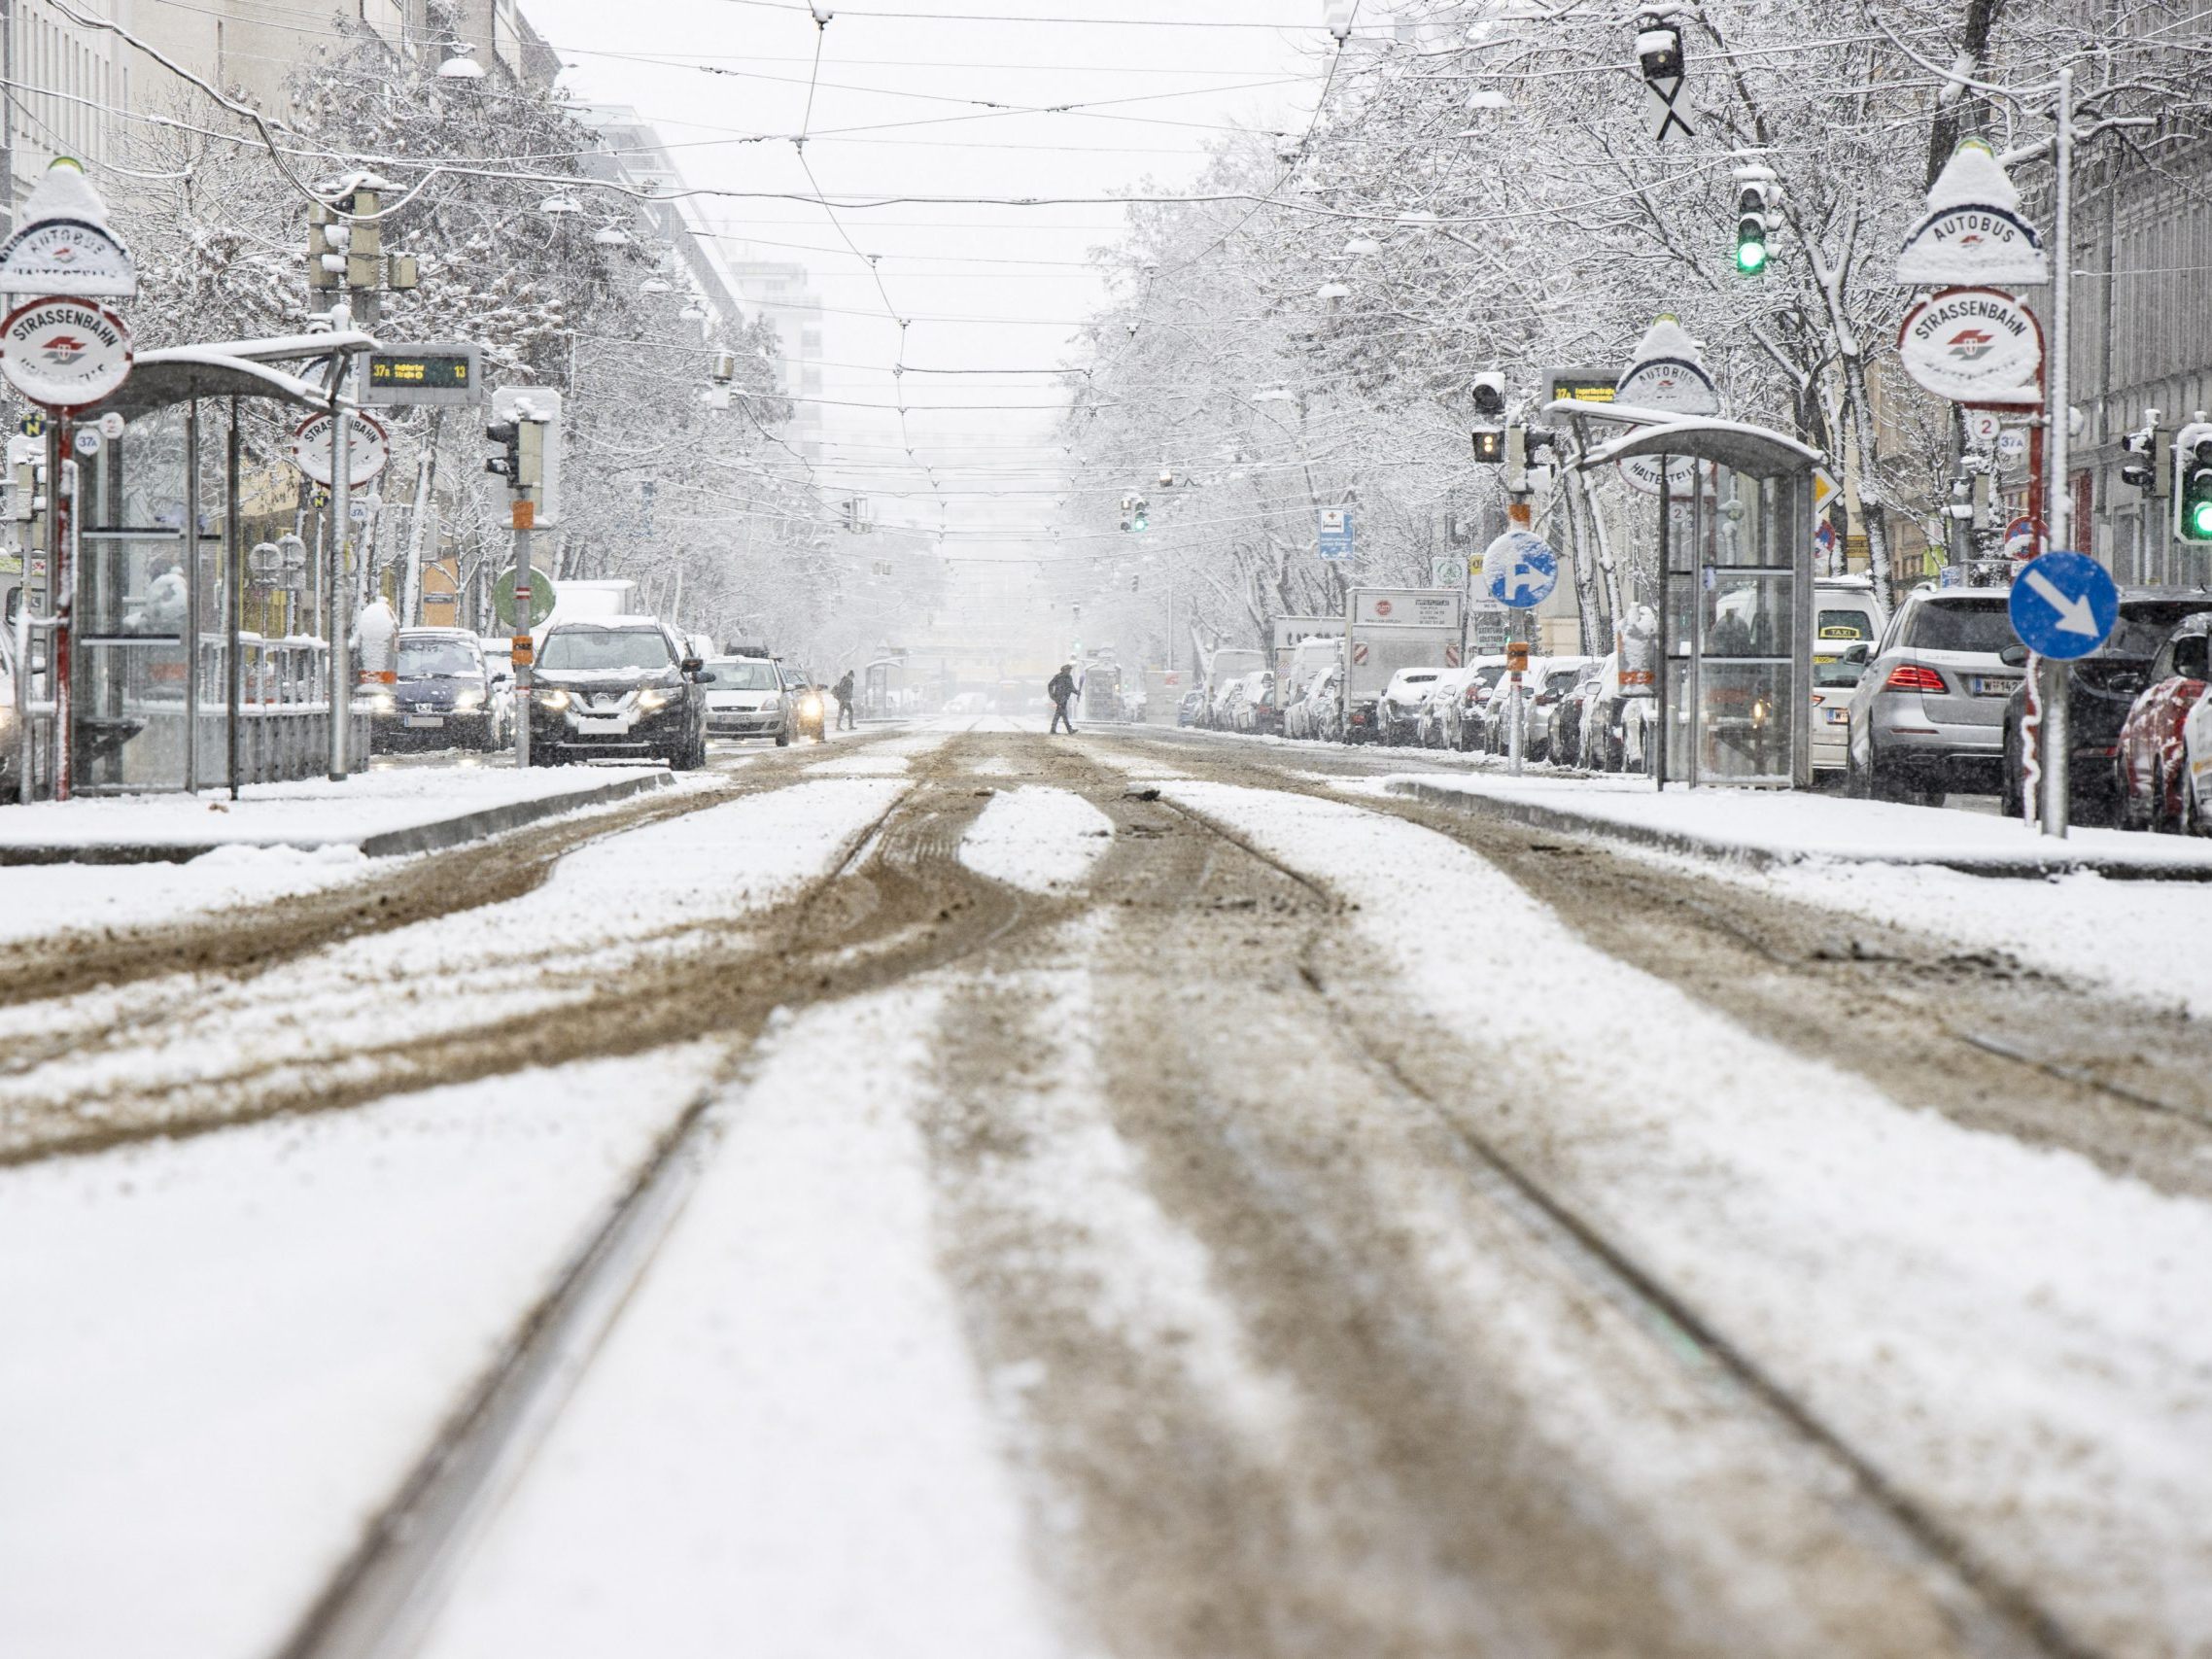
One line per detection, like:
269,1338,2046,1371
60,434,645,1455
1342,234,1381,257
538,193,582,216
436,45,485,80
593,225,633,248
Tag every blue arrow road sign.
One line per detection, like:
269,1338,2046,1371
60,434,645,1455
1482,530,1560,609
2008,550,2117,661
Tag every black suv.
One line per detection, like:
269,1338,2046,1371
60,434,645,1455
374,627,502,752
526,616,714,769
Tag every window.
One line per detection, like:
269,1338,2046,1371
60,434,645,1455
397,638,483,678
1906,600,2013,654
708,659,778,690
539,628,674,673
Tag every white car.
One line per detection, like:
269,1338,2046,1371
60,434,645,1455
1810,653,1868,777
1377,666,1443,745
1417,665,1476,747
702,654,792,743
1290,664,1343,742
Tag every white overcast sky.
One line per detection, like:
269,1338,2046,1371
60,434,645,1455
521,0,1344,555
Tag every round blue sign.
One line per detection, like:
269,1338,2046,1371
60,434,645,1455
2008,550,2117,661
1482,529,1560,609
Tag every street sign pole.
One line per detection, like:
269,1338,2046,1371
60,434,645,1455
2010,548,2116,839
327,407,351,780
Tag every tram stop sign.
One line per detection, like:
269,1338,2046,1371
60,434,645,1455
2008,550,2116,661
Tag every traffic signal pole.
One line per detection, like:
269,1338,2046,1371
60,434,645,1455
511,509,533,770
328,407,352,780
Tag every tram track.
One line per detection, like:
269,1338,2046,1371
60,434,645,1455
1153,788,2090,1659
271,764,1045,1659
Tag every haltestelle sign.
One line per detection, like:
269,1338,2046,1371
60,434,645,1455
0,296,132,410
1898,287,2042,402
1614,356,1718,495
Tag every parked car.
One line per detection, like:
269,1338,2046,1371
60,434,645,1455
1176,688,1205,727
1482,657,1552,756
702,651,793,744
527,615,714,769
1844,588,2020,803
1218,672,1259,733
1553,660,1605,768
1416,665,1475,748
2112,609,2212,830
1377,667,1443,744
1526,657,1594,761
1243,670,1285,736
2174,672,2212,834
1293,664,1343,743
1577,651,1659,773
373,628,503,752
2000,595,2212,824
1444,658,1509,751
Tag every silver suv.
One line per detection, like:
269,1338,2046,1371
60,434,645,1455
1845,588,2022,803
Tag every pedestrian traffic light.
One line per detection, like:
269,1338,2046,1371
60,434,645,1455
1733,173,1775,275
2177,427,2212,541
485,420,521,484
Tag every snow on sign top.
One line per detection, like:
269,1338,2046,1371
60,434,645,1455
0,159,135,298
1895,139,2047,288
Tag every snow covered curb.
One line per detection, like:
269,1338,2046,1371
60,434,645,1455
1382,771,2212,880
0,766,675,864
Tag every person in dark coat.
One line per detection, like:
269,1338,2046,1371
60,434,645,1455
834,669,856,730
1048,664,1077,734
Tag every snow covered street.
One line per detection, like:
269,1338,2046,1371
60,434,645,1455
9,720,2212,1658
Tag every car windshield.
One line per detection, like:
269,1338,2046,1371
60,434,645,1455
397,639,479,677
1816,608,1877,641
1474,665,1507,688
708,659,778,690
539,628,674,673
1542,669,1581,694
1907,600,2013,654
2102,605,2212,659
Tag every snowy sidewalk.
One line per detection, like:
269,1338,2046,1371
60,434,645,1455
1380,771,2212,879
0,765,674,865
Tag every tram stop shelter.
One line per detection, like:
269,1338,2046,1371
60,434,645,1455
1553,401,1824,789
47,332,373,797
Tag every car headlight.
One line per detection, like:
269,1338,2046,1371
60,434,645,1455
801,694,822,715
371,693,396,712
637,688,670,712
536,689,570,710
453,689,484,710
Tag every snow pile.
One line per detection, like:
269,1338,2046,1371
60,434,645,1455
959,786,1115,894
1162,780,2212,1651
0,1046,722,1659
1925,139,2022,213
0,842,371,946
415,990,1068,1658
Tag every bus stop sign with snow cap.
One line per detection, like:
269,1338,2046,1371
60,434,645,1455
2008,550,2116,661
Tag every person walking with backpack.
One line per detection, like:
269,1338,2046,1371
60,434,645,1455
1048,664,1077,735
834,669,856,730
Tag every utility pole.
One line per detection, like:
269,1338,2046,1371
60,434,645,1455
2037,67,2075,838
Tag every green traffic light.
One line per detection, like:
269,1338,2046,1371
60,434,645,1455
2192,499,2212,539
1735,238,1768,273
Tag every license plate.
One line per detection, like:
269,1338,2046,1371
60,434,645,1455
1823,707,1849,724
402,714,444,729
577,715,628,733
1970,675,2021,698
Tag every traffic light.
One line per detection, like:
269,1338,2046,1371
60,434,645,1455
1471,371,1505,422
2121,415,2172,501
1733,170,1775,275
2176,423,2212,541
485,420,521,484
1132,496,1150,532
1471,427,1504,464
1636,14,1683,81
1120,493,1135,532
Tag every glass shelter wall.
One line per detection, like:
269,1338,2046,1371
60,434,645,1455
1656,462,1814,788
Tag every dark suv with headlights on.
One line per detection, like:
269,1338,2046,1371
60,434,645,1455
527,616,714,769
373,627,502,752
